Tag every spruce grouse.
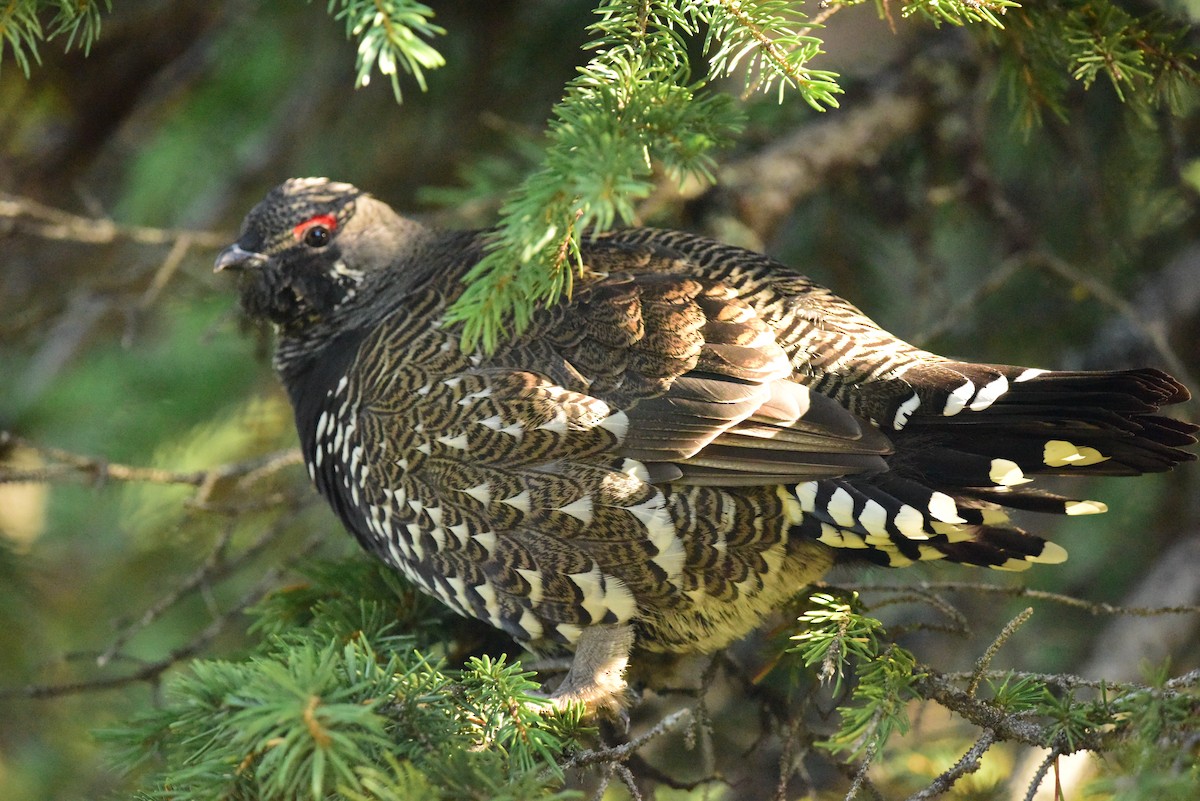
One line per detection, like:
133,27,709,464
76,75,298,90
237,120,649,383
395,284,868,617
216,177,1197,712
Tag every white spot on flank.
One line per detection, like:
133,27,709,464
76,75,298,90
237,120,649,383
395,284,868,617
516,568,544,604
436,433,470,450
989,458,1031,487
441,376,464,388
316,411,330,440
335,375,349,396
969,375,1009,412
606,576,638,622
629,494,684,579
386,540,408,568
599,410,630,439
416,383,433,397
893,392,921,430
472,530,497,554
1044,440,1110,467
478,415,504,430
458,387,494,407
568,568,609,623
881,548,915,567
555,496,594,523
473,580,501,619
415,442,432,456
462,483,492,507
407,523,425,558
1014,368,1048,383
1065,499,1108,516
864,529,892,546
447,523,469,544
501,489,532,514
517,608,543,640
933,521,974,542
427,524,445,551
981,508,1010,526
943,380,976,416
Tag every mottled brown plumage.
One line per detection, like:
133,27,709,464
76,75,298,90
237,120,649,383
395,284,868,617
216,178,1196,712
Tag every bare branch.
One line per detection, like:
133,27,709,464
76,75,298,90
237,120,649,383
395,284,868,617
96,504,311,668
0,432,303,495
0,193,229,249
0,534,321,701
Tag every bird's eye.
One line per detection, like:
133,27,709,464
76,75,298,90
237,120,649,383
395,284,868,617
304,225,331,248
293,213,338,247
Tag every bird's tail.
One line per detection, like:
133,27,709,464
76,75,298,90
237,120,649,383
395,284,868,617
786,365,1196,570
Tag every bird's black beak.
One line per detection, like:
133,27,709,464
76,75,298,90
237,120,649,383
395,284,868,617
214,243,268,273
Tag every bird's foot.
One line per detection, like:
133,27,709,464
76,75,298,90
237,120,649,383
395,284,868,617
530,623,635,721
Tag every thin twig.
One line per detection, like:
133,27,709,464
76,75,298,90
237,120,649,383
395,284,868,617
0,433,303,493
968,607,1034,697
945,666,1200,696
911,254,1025,346
831,580,1200,617
1021,748,1061,801
844,728,882,801
96,506,309,667
0,535,322,700
906,729,997,801
1032,251,1196,389
0,193,228,249
555,707,695,774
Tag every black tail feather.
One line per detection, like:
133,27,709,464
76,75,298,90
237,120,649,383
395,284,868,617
795,365,1194,572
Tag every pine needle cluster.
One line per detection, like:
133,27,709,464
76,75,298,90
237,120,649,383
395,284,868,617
3,1,1196,345
0,0,108,74
104,559,584,801
788,590,1200,795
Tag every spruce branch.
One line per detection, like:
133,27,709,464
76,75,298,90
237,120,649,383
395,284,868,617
994,3,1200,126
327,0,445,101
444,1,741,352
706,0,842,106
898,0,1017,29
0,0,108,76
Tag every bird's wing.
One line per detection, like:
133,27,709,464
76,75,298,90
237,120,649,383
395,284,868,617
545,232,1195,500
500,241,892,487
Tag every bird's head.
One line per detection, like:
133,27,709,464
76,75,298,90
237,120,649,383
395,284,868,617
215,178,421,328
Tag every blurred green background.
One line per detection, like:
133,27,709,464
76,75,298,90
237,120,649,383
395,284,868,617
1,1,1198,799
